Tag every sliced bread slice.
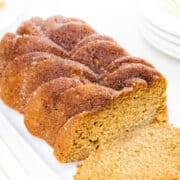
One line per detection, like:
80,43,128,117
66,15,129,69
75,123,180,180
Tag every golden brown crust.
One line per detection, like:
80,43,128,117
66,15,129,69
18,57,98,113
55,84,117,118
70,34,117,55
0,33,68,80
0,33,15,78
105,56,154,73
100,63,162,90
24,77,84,146
54,111,80,163
71,40,128,74
49,22,96,51
1,52,56,111
25,83,117,146
17,15,86,37
42,16,86,38
16,17,45,36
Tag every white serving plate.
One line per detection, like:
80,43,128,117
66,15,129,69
0,100,79,180
140,22,180,59
137,0,180,37
140,16,180,46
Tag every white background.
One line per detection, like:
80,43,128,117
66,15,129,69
0,0,180,179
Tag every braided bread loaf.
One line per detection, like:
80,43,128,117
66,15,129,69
0,15,167,163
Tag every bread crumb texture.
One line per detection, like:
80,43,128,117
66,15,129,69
75,123,180,180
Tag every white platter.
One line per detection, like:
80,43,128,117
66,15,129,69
140,16,180,46
137,0,180,37
140,22,180,59
0,100,79,180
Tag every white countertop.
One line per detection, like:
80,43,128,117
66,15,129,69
0,0,179,179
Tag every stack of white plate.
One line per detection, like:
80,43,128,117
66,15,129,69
137,0,180,59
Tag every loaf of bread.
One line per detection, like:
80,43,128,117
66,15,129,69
54,76,167,162
75,123,180,180
0,15,167,164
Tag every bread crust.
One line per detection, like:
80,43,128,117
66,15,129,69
17,15,86,37
19,57,98,112
1,52,57,111
100,63,162,90
24,77,84,146
25,83,117,146
50,22,96,51
71,40,128,74
70,34,117,55
0,33,68,80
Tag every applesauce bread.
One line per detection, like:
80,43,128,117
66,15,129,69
0,16,168,166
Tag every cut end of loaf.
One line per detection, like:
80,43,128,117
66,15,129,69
54,77,167,163
74,123,180,180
